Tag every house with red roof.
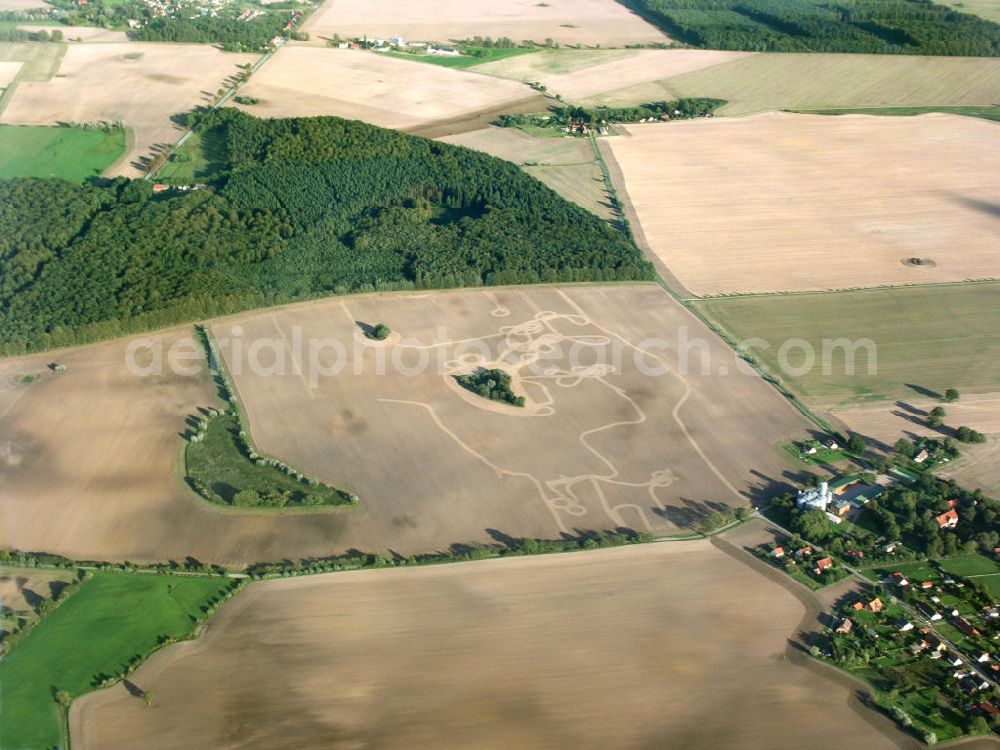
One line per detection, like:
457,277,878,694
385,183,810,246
935,508,959,529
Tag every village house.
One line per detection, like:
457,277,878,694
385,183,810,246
913,448,929,464
935,508,959,529
771,546,785,558
815,557,833,572
836,618,853,634
955,617,982,638
868,598,884,613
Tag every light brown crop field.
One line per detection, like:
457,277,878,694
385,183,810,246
833,394,1000,449
439,126,615,220
938,442,1000,499
583,52,1000,113
233,45,539,135
71,542,902,750
0,43,255,177
302,0,669,48
508,49,752,104
0,61,20,88
606,113,1000,296
0,285,809,567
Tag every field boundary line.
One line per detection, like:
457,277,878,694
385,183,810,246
689,277,1000,302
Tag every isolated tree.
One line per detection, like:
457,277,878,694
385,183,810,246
142,690,154,707
847,434,865,454
944,388,960,402
928,414,943,429
368,323,391,341
55,690,71,710
930,406,946,418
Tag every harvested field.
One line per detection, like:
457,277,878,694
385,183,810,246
690,284,1000,410
233,46,539,135
938,442,1000,499
834,394,1000,449
469,47,641,79
302,0,669,48
72,542,902,750
0,61,20,88
0,285,809,566
583,52,1000,113
439,126,615,220
0,43,255,177
476,48,750,102
606,113,1000,296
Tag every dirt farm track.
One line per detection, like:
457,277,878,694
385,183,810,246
0,284,810,566
72,542,903,750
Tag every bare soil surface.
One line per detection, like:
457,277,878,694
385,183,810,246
605,113,1000,296
72,541,903,750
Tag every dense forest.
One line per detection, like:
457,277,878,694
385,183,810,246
631,0,1000,55
0,109,652,354
130,14,291,51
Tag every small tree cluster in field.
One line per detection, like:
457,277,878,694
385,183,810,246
456,369,525,407
956,425,987,444
365,322,391,341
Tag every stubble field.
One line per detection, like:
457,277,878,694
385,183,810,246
472,48,749,101
71,541,902,750
0,285,809,566
581,52,1000,113
606,113,1000,296
233,45,542,136
301,0,669,47
0,43,255,177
